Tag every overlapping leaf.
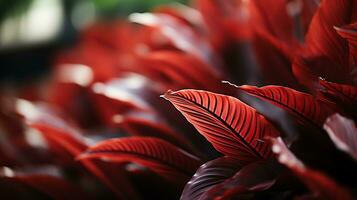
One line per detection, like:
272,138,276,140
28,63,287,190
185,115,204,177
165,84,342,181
196,0,251,46
239,85,334,127
119,116,197,153
31,123,140,200
200,160,279,200
319,79,357,113
79,137,202,185
137,51,224,91
293,0,357,88
163,89,280,161
249,0,295,43
181,157,244,200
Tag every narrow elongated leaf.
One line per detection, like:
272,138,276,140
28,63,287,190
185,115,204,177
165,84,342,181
293,0,357,88
31,123,140,200
196,0,251,45
138,51,224,91
119,117,197,154
250,0,295,43
79,137,202,184
92,91,150,127
181,156,244,200
319,79,357,107
319,80,357,118
324,114,357,160
271,137,354,200
0,175,91,200
239,85,334,127
30,123,87,165
163,89,280,161
252,29,300,89
305,0,354,66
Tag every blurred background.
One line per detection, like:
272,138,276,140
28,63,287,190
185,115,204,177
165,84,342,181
0,0,187,85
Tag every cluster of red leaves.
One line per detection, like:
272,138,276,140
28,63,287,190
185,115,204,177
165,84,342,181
0,0,357,199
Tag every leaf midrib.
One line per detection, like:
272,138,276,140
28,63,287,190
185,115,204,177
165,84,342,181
86,149,195,176
170,93,264,159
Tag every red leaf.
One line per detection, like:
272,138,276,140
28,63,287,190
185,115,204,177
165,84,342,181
138,51,224,91
319,79,357,105
91,89,150,127
119,117,198,154
319,79,357,117
271,137,354,200
163,89,280,161
31,123,140,200
239,85,334,127
196,0,251,47
0,175,91,200
129,12,215,62
320,79,357,105
249,0,295,43
46,82,100,129
30,123,87,163
252,29,300,88
181,156,245,200
201,160,279,200
79,137,202,184
293,0,357,88
305,0,355,65
300,0,319,34
324,114,357,160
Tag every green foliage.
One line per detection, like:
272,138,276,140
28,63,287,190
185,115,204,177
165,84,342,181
0,0,33,22
90,0,188,17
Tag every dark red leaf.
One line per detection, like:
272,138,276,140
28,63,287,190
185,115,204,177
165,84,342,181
324,113,357,160
138,51,224,91
91,89,151,127
239,85,334,127
319,79,357,105
181,156,245,200
201,160,279,200
79,137,202,184
196,0,251,47
305,0,355,66
163,89,280,161
319,79,357,117
252,29,300,88
119,116,198,154
31,123,139,200
30,123,87,164
293,0,357,88
271,137,354,200
249,0,295,43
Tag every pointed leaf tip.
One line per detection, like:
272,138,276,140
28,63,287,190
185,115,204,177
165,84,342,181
164,89,280,161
